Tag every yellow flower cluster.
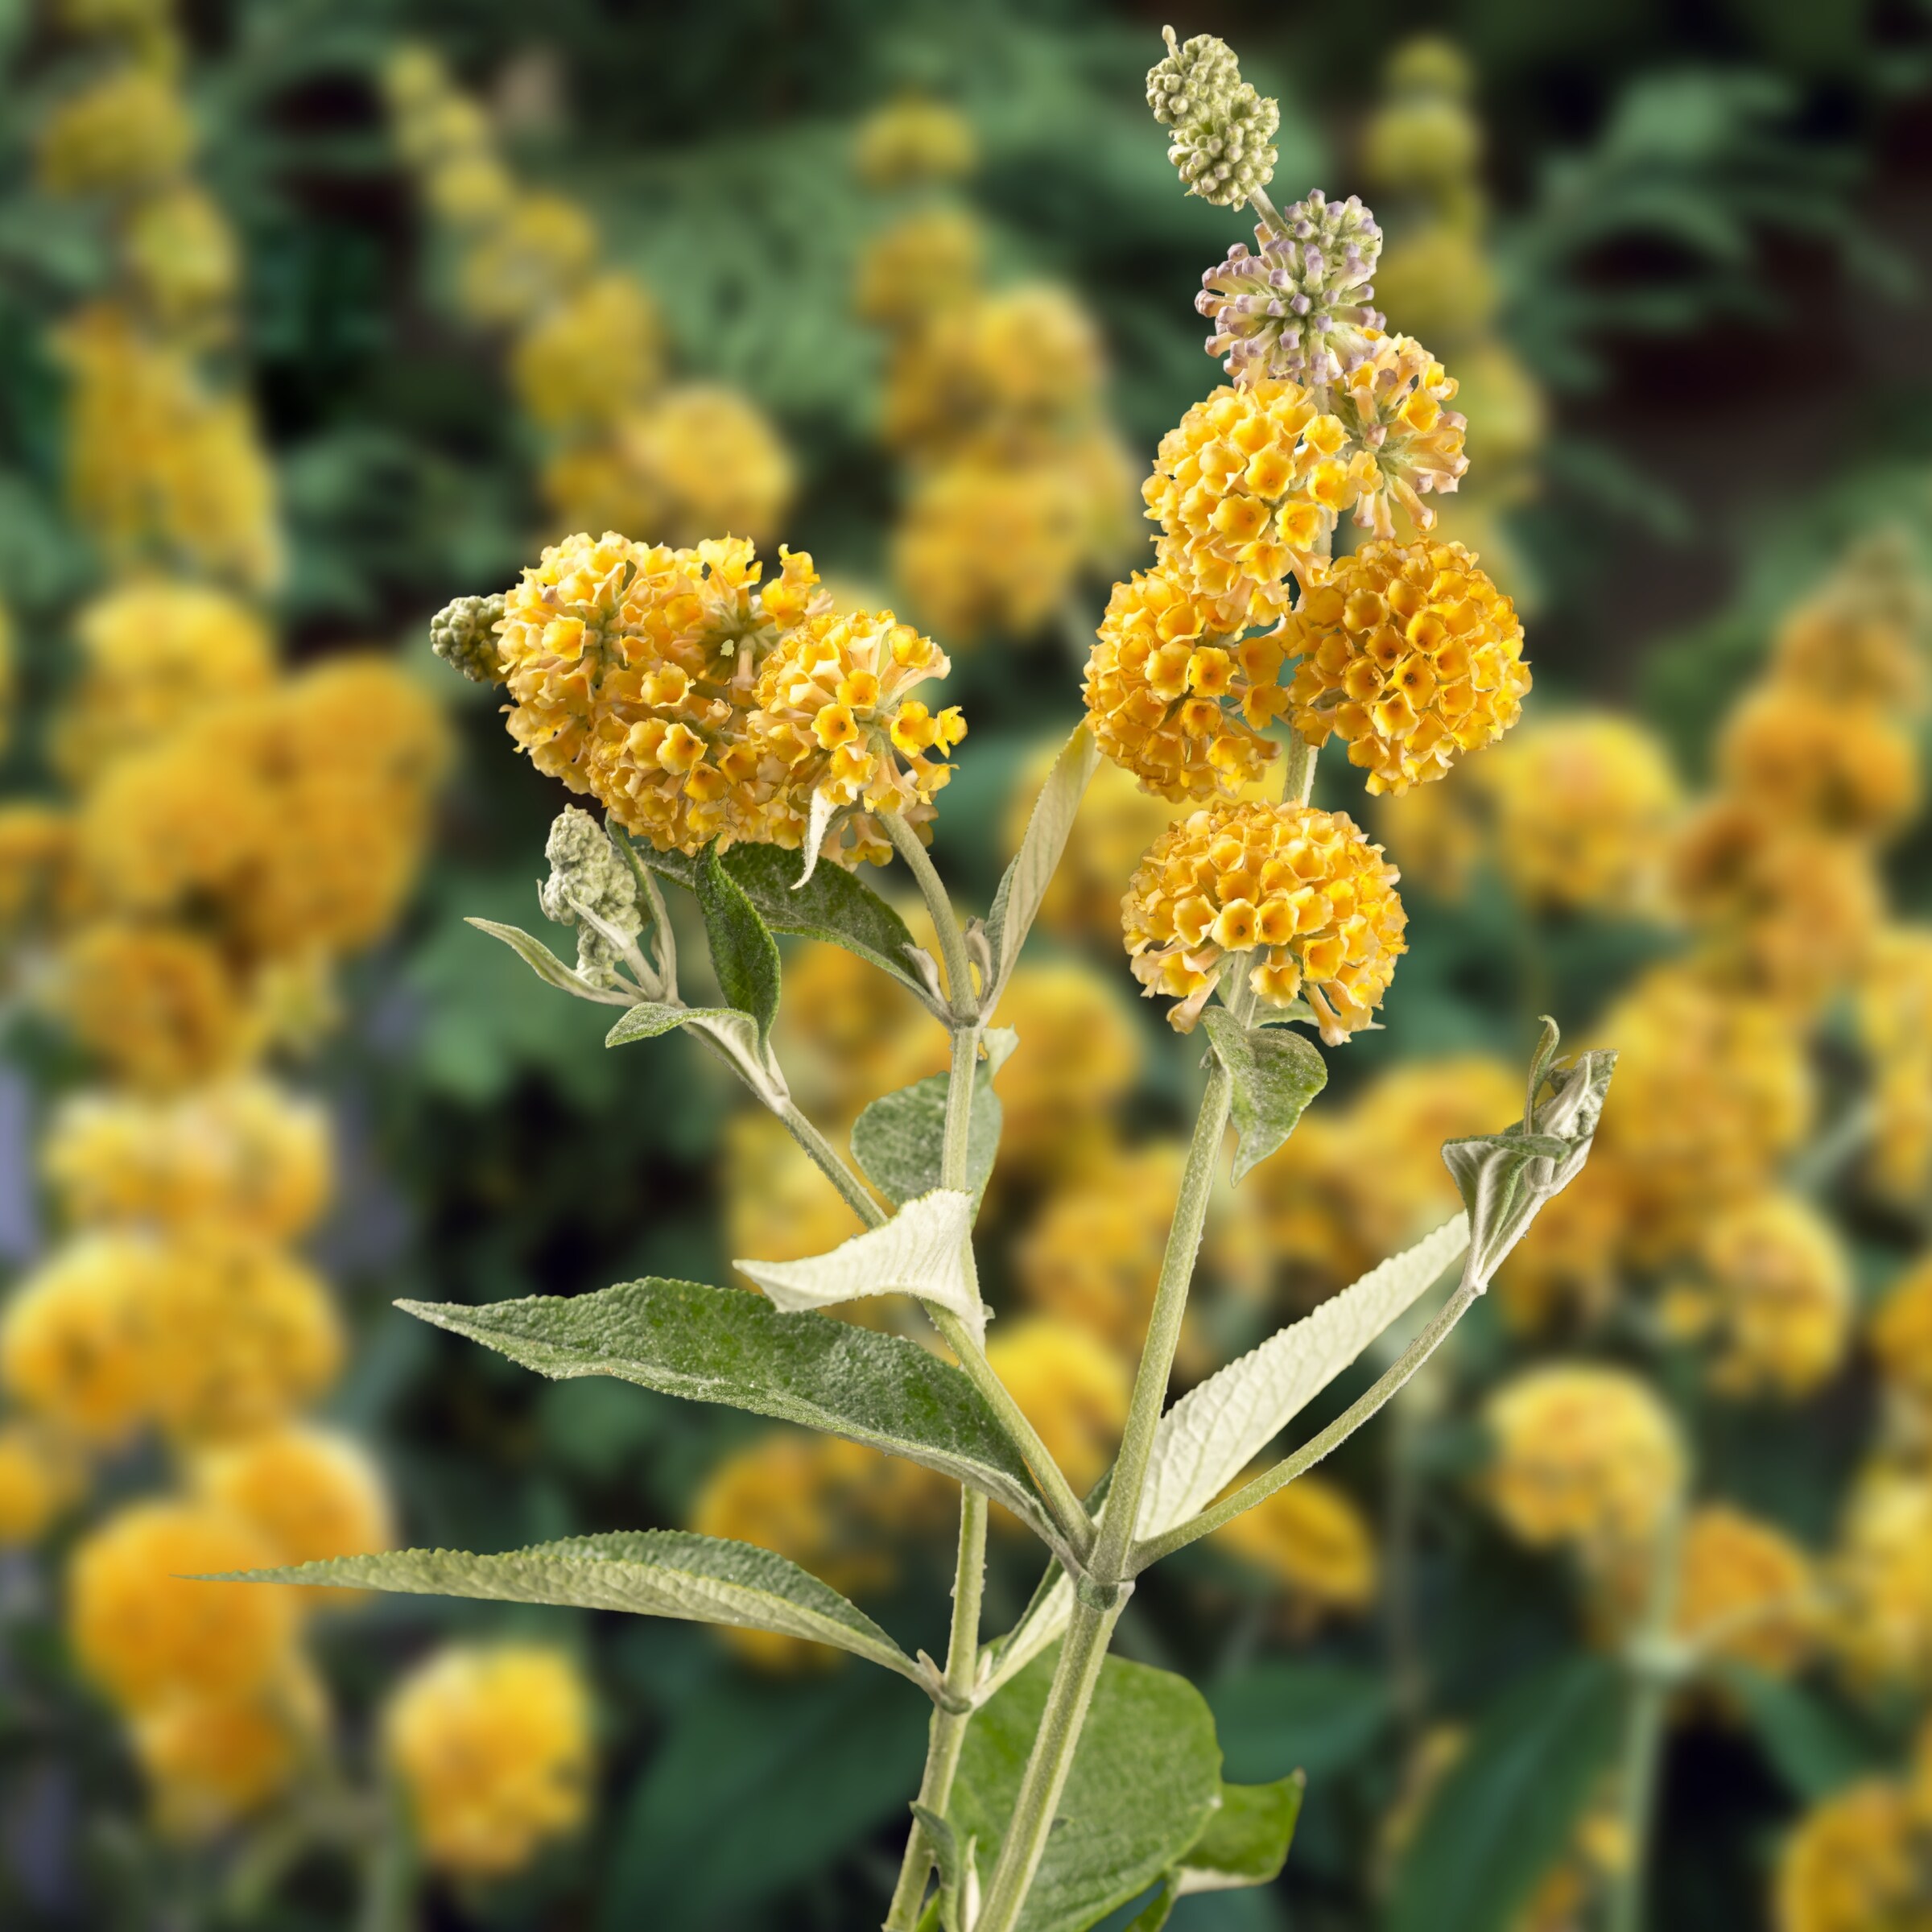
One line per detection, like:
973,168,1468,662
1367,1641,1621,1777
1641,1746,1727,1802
37,65,193,196
1827,1466,1932,1686
495,529,962,864
1278,539,1530,795
1484,714,1682,914
1212,1474,1378,1616
0,1422,85,1546
384,47,791,551
854,207,984,332
1122,800,1408,1040
1776,1779,1932,1932
1672,1505,1816,1678
123,185,239,342
1874,1254,1932,1423
855,96,977,188
1484,1364,1686,1555
1771,531,1928,714
1718,686,1921,844
1860,926,1932,1204
56,921,243,1092
383,1646,592,1876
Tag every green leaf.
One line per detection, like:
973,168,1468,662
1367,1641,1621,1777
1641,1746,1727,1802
734,1189,982,1330
604,999,784,1108
1173,1773,1304,1895
399,1278,1055,1539
1443,1030,1617,1286
851,1027,1018,1206
911,1803,979,1932
948,1648,1223,1932
984,723,1098,1010
641,839,927,997
1385,1655,1624,1932
465,917,635,1005
1718,1663,1885,1802
696,845,782,1040
1200,1009,1328,1183
208,1532,928,1685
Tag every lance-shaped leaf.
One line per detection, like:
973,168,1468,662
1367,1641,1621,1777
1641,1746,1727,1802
639,839,927,997
467,918,636,1006
910,1804,980,1932
208,1533,929,1688
980,1216,1470,1699
1200,1010,1327,1183
1443,1024,1617,1287
851,1029,1018,1206
696,846,782,1040
736,1189,983,1333
401,1278,1054,1539
604,1000,786,1110
1129,1774,1305,1926
983,723,1098,1011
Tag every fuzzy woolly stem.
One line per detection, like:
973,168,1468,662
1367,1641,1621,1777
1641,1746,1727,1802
885,813,980,1022
1247,182,1286,237
777,1100,887,1229
1281,730,1319,807
1132,1249,1479,1570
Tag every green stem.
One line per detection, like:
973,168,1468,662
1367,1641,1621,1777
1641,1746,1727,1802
884,813,980,1021
941,1023,980,1192
777,1098,887,1229
1281,731,1319,807
1133,1253,1479,1570
886,1489,989,1930
1608,1492,1686,1932
972,1596,1124,1932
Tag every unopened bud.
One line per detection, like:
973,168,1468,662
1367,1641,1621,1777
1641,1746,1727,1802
1146,26,1278,208
429,592,506,683
539,807,643,989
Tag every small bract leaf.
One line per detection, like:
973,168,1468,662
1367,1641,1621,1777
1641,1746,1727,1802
604,1001,785,1109
737,1189,983,1331
206,1533,928,1686
1172,1773,1304,1895
1200,1009,1327,1182
794,786,842,890
696,846,782,1040
984,723,1098,1009
852,1028,1018,1206
642,840,926,996
400,1278,1055,1540
466,918,635,1005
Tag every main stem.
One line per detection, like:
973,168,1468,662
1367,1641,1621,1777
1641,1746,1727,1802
975,1054,1235,1932
1608,1492,1686,1932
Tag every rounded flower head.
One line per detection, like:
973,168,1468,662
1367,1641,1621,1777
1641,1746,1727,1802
38,67,193,197
1281,538,1528,795
984,1319,1129,1500
747,606,966,866
1484,1364,1686,1555
510,274,664,431
384,1646,592,1878
1486,714,1682,914
1123,799,1408,1041
133,1665,328,1840
1831,1466,1932,1686
46,1077,331,1243
1082,561,1282,800
124,187,239,340
1146,27,1279,208
1776,1781,1932,1932
1667,1192,1852,1401
58,923,242,1091
0,805,80,935
0,1422,85,1546
1672,1505,1816,1678
1373,226,1499,346
854,207,984,333
69,1499,299,1714
456,192,597,326
1772,531,1929,715
496,530,821,853
1331,333,1469,539
854,96,977,188
1667,799,1880,1013
1212,1475,1377,1615
1,1235,158,1443
429,592,506,683
1198,191,1385,388
1717,687,1921,844
1860,927,1932,1204
1873,1256,1932,1422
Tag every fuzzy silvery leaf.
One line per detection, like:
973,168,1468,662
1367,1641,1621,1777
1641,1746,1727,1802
205,1533,929,1687
793,786,842,890
852,1028,1018,1206
1200,1009,1327,1183
984,724,1098,1012
640,840,927,997
465,917,638,1006
980,1216,1469,1698
948,1649,1222,1932
696,846,782,1041
1443,1024,1617,1286
736,1188,982,1333
1172,1775,1304,1897
604,1001,786,1110
400,1278,1056,1540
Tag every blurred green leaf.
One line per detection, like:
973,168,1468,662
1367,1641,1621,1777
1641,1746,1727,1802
1717,1664,1887,1802
1203,1662,1393,1785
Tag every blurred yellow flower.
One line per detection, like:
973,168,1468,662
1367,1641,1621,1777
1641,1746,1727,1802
1672,1505,1816,1677
384,1645,592,1877
38,66,193,197
983,1319,1129,1501
457,192,597,325
1123,800,1408,1040
1373,226,1498,346
769,934,943,1124
1830,1465,1932,1685
1369,755,1490,901
70,1498,299,1713
1212,1473,1377,1613
133,1663,327,1839
0,804,80,935
0,1420,85,1545
1718,686,1921,845
1860,927,1932,1203
122,185,238,339
855,97,977,188
1772,535,1928,715
58,921,242,1090
510,274,664,431
1874,1255,1932,1422
2,1232,159,1443
1490,1162,1626,1334
1776,1780,1932,1932
1484,1364,1685,1555
855,207,985,333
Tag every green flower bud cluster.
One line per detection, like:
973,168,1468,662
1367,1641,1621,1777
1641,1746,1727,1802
1146,25,1278,209
539,807,643,989
429,592,506,683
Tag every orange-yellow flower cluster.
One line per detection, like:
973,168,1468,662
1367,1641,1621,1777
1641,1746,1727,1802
1122,799,1407,1039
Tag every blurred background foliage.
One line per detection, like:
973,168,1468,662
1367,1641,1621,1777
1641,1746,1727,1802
3,0,1932,1928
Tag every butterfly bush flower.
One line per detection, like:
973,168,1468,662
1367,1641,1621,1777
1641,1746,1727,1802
0,1423,84,1547
37,66,194,196
1873,1255,1932,1424
1716,686,1922,844
1199,190,1384,388
1670,1507,1817,1678
132,1666,328,1840
1146,27,1279,208
1331,333,1469,537
59,923,243,1092
1,1234,156,1444
1279,538,1529,794
1122,800,1407,1041
428,592,506,684
1776,1781,1932,1932
510,275,664,431
855,207,985,332
855,96,978,188
1212,1475,1378,1616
